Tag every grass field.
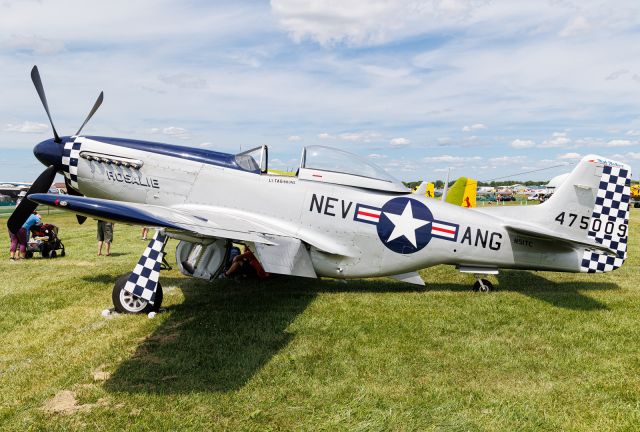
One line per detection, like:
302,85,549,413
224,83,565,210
0,211,639,431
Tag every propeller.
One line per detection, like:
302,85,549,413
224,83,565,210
7,65,103,234
31,66,60,143
7,166,57,233
76,91,103,136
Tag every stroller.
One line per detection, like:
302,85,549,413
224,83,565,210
26,223,66,259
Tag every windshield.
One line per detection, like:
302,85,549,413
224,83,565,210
235,146,267,173
302,146,399,183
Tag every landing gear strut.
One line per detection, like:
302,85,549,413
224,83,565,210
112,230,168,313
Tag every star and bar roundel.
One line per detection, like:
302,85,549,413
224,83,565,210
354,197,459,254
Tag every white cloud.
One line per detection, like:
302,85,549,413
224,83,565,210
626,130,640,136
5,34,65,55
318,133,334,139
559,16,590,38
339,131,380,142
605,69,629,81
510,139,535,149
4,121,49,134
389,137,410,148
288,135,302,141
152,126,191,140
271,0,485,47
367,153,386,159
159,73,207,90
462,123,487,132
540,132,571,148
605,139,633,147
422,155,482,164
489,155,526,165
558,152,582,159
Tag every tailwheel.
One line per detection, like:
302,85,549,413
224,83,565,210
112,272,163,314
472,278,494,293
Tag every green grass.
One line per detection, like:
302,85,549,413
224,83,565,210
1,212,639,431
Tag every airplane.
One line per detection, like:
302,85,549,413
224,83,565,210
414,177,476,207
7,66,632,314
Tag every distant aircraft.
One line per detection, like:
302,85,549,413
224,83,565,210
444,177,477,208
8,66,633,314
415,178,476,207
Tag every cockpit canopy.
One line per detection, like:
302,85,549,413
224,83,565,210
299,146,408,192
234,144,408,193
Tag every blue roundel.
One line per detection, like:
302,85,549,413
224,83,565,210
377,197,433,254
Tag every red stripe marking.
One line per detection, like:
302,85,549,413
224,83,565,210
358,210,380,219
312,174,323,178
432,226,456,235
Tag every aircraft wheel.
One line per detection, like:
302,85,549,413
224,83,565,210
112,272,163,314
473,279,494,292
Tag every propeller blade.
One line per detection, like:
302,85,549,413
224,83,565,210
64,178,87,224
7,165,57,234
30,66,61,143
76,91,104,136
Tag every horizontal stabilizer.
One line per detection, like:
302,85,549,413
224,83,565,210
504,222,617,256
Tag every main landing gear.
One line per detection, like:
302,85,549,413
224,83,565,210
111,231,168,314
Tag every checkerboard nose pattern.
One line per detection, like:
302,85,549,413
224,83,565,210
580,164,631,273
62,139,82,191
124,231,168,304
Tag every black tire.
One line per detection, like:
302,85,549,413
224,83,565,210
112,272,163,314
25,251,33,259
41,245,49,258
60,249,66,257
473,279,494,292
48,250,57,259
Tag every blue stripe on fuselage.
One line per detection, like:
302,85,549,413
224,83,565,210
83,136,256,172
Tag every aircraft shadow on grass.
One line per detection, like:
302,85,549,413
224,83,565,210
495,270,617,311
103,275,428,395
104,272,617,394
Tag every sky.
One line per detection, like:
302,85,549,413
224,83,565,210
1,0,639,183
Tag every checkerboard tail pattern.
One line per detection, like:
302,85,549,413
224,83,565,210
62,139,81,190
124,231,168,304
580,165,631,273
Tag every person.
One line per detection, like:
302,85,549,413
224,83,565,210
9,211,41,260
97,220,114,256
141,226,149,240
219,245,268,280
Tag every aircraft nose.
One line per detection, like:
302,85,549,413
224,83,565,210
33,138,63,169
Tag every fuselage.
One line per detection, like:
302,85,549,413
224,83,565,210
34,135,584,278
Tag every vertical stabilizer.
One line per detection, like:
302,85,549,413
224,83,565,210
542,155,631,272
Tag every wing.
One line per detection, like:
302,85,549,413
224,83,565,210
29,193,279,245
28,193,354,257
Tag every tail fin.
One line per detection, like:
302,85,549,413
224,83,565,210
542,155,631,272
445,177,477,207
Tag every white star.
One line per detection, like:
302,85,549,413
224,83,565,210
384,201,431,247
